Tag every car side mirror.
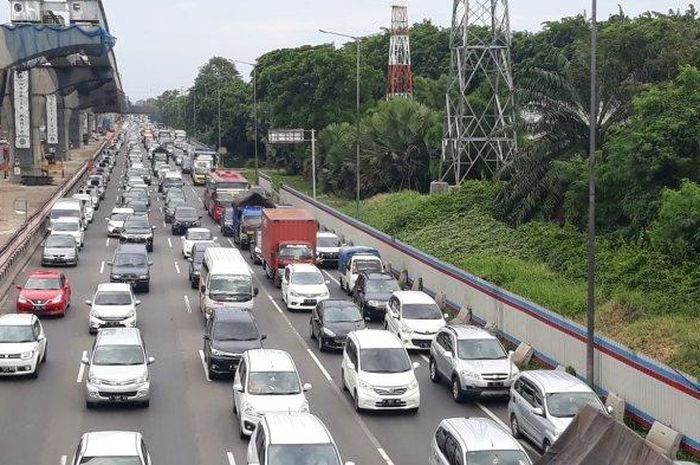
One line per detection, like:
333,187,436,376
260,334,267,341
105,217,110,221
325,279,331,284
37,334,46,342
188,256,193,262
213,236,218,241
200,285,206,293
391,310,399,319
532,407,544,417
147,356,156,364
412,361,421,369
303,383,312,392
81,354,90,365
606,405,614,415
151,225,157,230
135,300,142,306
443,313,449,320
444,351,453,359
15,285,22,291
85,300,92,306
254,287,259,296
345,462,356,465
203,335,210,341
508,350,515,359
233,383,243,392
148,261,153,266
107,261,113,266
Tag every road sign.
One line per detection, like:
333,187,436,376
268,129,305,144
14,70,30,149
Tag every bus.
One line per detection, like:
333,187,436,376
204,170,250,222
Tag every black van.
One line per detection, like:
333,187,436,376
108,243,152,292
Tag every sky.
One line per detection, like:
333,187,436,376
1,1,692,100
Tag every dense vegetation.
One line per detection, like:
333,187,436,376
154,8,700,377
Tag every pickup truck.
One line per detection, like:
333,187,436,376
338,246,382,294
261,209,318,287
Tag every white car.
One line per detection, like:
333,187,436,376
86,283,140,334
233,349,311,438
316,231,341,266
72,193,95,223
384,291,446,350
0,314,47,378
52,217,85,248
70,431,152,465
106,207,134,237
181,227,216,258
341,329,420,412
281,263,330,311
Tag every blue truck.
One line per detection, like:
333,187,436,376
220,191,275,250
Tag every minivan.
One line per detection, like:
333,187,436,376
203,308,265,377
109,243,152,292
200,247,257,318
49,198,83,231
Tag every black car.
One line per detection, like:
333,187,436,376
220,206,235,237
181,157,193,174
120,214,155,252
161,177,184,196
203,308,265,378
164,198,187,223
353,271,401,321
108,243,152,292
310,300,366,351
126,200,149,215
189,241,219,288
171,206,201,235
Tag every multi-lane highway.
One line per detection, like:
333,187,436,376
0,134,539,465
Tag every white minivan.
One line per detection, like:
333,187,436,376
49,198,83,231
199,247,258,318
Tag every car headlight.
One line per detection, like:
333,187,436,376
210,347,225,356
88,374,101,384
400,323,413,333
20,350,34,360
111,274,122,279
50,294,63,304
139,274,148,279
17,295,28,304
460,369,482,380
358,379,374,391
322,328,336,337
254,247,261,253
367,300,381,307
407,379,419,390
136,372,148,384
126,309,136,318
242,402,257,415
289,290,301,298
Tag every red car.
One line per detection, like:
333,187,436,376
16,270,71,317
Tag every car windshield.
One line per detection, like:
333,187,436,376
46,235,75,247
110,213,130,222
94,291,132,306
546,392,603,418
354,259,382,273
466,450,531,465
247,371,301,395
401,303,442,320
114,253,147,267
267,444,339,465
0,325,34,343
279,244,313,260
124,218,150,230
360,348,411,373
127,202,147,212
79,456,142,464
457,339,507,360
53,222,80,232
187,230,211,240
212,320,259,341
317,236,340,248
324,305,362,323
241,216,261,228
291,271,323,285
92,345,145,366
366,279,400,293
50,209,80,219
209,275,252,301
175,208,197,220
25,277,60,290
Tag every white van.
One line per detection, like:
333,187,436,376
72,194,95,223
199,247,258,318
49,198,83,231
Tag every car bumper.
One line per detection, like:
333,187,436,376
89,315,137,331
41,256,78,266
209,354,241,374
286,297,325,310
399,334,435,351
120,236,153,247
239,411,262,436
110,277,149,291
0,357,38,376
17,302,66,316
107,227,122,237
363,305,386,320
459,377,514,395
319,334,347,349
86,381,151,404
356,387,420,410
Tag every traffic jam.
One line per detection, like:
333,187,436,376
1,117,618,465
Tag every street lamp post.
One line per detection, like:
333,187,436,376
232,59,259,180
319,28,361,216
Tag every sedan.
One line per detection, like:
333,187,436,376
42,234,79,267
16,270,72,317
310,300,366,351
181,228,216,258
171,206,201,235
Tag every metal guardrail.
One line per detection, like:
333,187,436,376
0,138,111,286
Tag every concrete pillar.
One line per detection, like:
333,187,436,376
59,105,71,158
29,67,60,171
68,109,82,149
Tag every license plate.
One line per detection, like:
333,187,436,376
0,367,16,373
382,399,402,406
488,381,504,387
109,395,127,401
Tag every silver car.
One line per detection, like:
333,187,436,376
429,325,519,402
70,431,152,465
82,328,154,408
508,370,608,453
42,234,79,267
429,417,531,465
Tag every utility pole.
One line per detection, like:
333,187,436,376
586,0,598,389
311,129,317,199
387,3,413,99
217,75,222,168
232,59,259,179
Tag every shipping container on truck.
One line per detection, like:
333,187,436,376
261,209,319,286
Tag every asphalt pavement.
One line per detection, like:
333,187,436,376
0,143,539,465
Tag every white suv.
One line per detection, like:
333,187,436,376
247,412,353,465
0,314,47,378
429,325,519,402
233,349,311,438
384,291,446,350
281,263,330,311
341,329,420,412
86,283,140,334
70,431,152,465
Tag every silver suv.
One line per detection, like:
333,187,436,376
429,325,518,402
508,370,608,453
429,417,531,465
82,328,155,408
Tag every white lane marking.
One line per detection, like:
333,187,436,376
105,238,110,247
76,351,87,383
184,295,192,314
306,348,333,382
377,448,395,465
162,220,167,228
226,451,237,465
227,238,235,247
267,294,283,314
60,455,67,465
322,270,340,286
99,261,105,274
174,262,181,274
198,349,211,382
167,238,172,249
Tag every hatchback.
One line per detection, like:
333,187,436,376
86,283,140,334
0,314,47,378
310,299,366,351
70,431,152,465
353,271,400,320
281,263,330,311
16,270,71,316
384,291,446,350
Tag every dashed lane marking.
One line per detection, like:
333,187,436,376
226,451,237,465
60,455,67,465
105,238,110,247
227,238,235,247
184,295,192,314
99,261,105,275
267,294,283,314
377,448,395,465
322,270,340,286
167,238,172,249
198,349,211,382
306,348,332,382
174,262,181,274
76,351,87,383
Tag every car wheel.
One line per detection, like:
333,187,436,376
383,320,388,330
542,439,551,454
30,363,39,379
86,400,96,410
239,419,247,440
353,390,363,412
141,400,150,408
41,344,47,363
451,376,464,403
429,358,441,383
318,334,325,352
309,321,316,340
510,414,521,439
341,368,348,391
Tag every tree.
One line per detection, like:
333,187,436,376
649,180,700,260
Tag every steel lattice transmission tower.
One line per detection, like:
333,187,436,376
442,0,517,184
387,3,413,99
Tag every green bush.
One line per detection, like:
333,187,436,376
649,180,700,260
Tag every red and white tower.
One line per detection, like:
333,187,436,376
387,3,413,99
